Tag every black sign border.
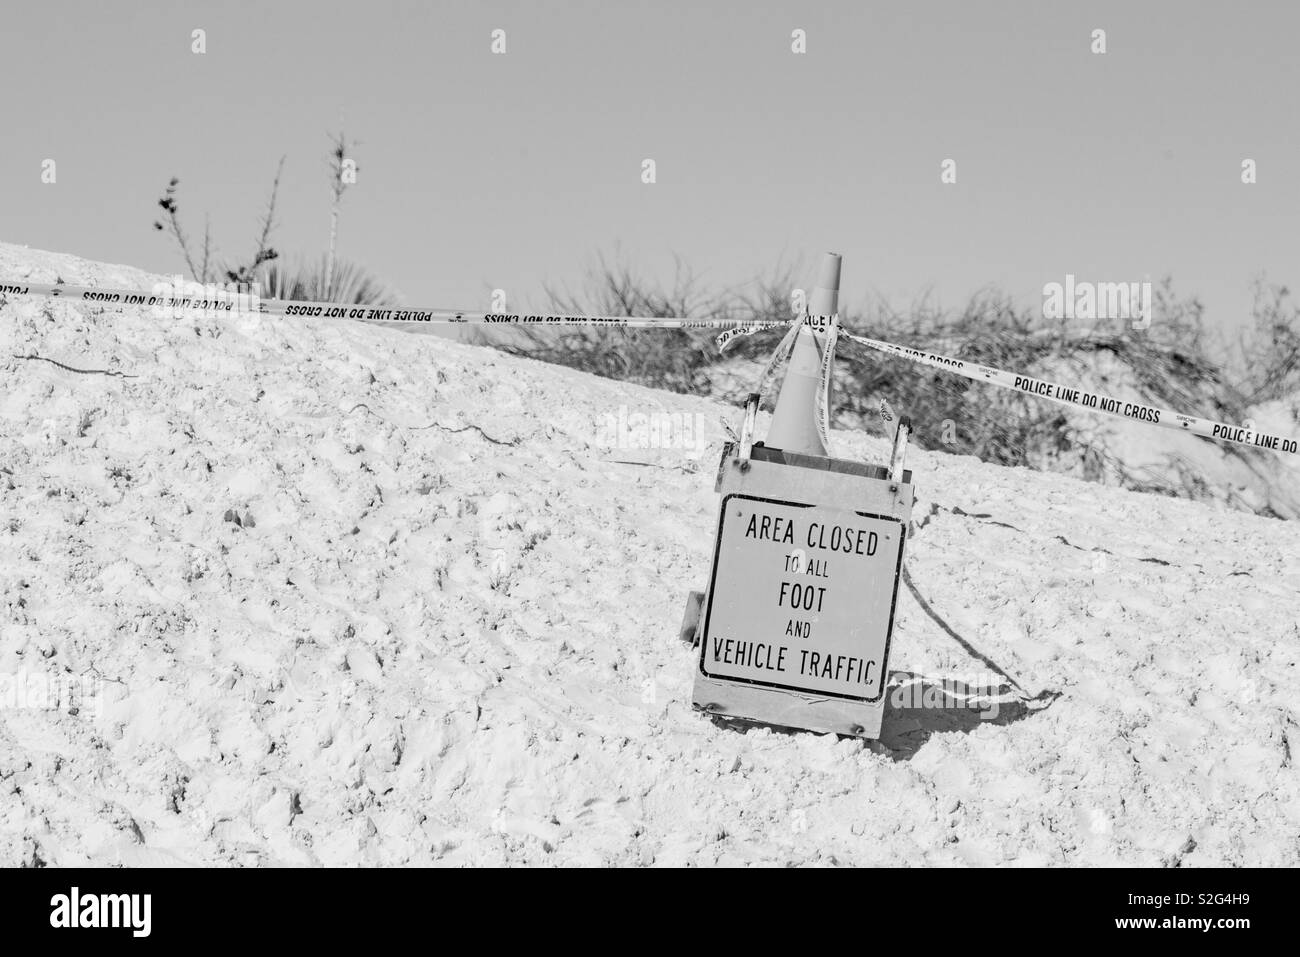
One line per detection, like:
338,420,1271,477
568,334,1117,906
697,492,906,704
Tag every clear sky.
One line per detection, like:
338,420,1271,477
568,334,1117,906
2,1,1296,330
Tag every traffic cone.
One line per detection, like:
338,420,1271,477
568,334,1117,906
765,252,841,455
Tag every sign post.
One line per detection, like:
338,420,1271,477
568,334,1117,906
682,254,914,738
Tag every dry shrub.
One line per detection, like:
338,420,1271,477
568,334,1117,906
494,257,1300,515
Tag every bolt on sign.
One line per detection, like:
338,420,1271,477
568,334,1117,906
685,444,913,738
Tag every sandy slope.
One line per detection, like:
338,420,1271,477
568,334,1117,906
1036,349,1300,520
1,243,1297,867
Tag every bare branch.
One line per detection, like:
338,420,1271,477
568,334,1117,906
252,155,286,271
201,216,212,284
152,178,202,281
324,128,357,301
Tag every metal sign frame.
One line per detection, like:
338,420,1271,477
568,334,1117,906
690,442,914,738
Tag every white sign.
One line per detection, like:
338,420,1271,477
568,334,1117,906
698,494,905,702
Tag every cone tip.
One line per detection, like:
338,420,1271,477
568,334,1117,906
816,253,842,282
810,253,842,316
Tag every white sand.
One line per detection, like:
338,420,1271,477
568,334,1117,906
1,243,1297,866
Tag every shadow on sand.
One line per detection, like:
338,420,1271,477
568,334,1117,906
878,565,1061,759
705,672,1057,757
876,671,1057,760
703,566,1061,752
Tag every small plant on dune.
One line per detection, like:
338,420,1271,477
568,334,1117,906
153,178,210,282
255,255,396,307
152,157,284,284
150,127,392,306
227,155,285,286
323,128,358,302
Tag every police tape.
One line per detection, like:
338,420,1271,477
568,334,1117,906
748,316,804,402
714,319,1300,458
4,279,1297,458
815,317,840,452
0,281,790,330
840,332,1300,458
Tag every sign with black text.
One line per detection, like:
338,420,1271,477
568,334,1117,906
698,494,905,702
